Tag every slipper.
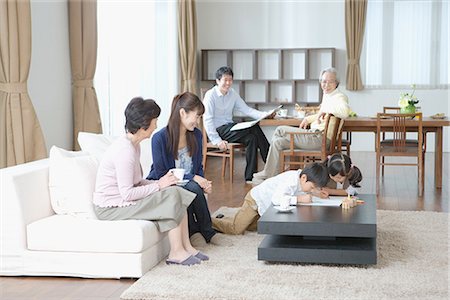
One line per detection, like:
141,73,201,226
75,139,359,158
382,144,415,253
166,255,201,266
194,251,209,261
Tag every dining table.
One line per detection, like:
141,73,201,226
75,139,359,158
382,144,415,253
260,116,450,188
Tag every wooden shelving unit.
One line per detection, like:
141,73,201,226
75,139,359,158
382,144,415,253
201,48,335,106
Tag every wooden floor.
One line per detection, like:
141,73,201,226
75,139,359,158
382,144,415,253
205,151,449,213
1,151,448,300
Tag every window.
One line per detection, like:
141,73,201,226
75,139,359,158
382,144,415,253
362,0,448,88
95,1,178,136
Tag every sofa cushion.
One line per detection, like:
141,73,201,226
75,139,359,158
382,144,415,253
78,131,153,177
78,132,116,164
27,215,164,253
49,146,98,219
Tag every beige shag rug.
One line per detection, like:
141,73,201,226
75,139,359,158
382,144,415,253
121,210,449,300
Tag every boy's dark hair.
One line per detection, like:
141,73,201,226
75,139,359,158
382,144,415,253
323,153,363,188
124,97,161,134
300,162,329,188
215,66,234,80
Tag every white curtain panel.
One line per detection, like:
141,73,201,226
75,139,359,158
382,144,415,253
362,0,448,88
95,0,179,136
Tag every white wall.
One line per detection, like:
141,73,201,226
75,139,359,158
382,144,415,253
29,0,72,152
28,0,177,154
197,0,449,152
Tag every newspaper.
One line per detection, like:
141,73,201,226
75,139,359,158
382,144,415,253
230,105,283,131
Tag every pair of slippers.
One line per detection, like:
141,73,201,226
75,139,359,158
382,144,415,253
166,252,209,266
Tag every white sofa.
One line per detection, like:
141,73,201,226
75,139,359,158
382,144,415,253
0,137,169,278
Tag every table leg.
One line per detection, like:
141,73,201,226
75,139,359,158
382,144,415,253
434,127,443,189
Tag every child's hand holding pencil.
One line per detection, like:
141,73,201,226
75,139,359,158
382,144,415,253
313,188,329,199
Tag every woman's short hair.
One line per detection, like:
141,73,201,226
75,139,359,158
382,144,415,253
124,97,161,134
215,66,234,80
319,67,340,87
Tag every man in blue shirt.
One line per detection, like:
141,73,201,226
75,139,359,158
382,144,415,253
203,66,274,182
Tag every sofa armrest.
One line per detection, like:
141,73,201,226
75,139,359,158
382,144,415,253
1,159,54,255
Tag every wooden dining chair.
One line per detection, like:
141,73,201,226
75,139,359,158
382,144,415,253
375,112,424,196
379,107,401,174
200,88,246,182
341,131,352,156
201,118,245,182
380,106,426,176
279,114,344,172
383,106,401,113
383,106,422,113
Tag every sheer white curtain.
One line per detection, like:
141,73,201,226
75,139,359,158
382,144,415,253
362,0,448,88
95,0,179,136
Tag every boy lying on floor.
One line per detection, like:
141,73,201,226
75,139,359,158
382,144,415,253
212,162,329,235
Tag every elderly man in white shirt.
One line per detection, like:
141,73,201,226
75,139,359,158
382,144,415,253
252,67,350,184
203,66,274,182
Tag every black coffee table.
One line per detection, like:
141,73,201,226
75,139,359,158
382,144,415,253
257,194,377,265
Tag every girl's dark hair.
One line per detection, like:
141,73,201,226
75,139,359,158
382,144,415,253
300,162,329,188
167,92,205,159
348,167,362,188
323,153,363,188
124,97,160,134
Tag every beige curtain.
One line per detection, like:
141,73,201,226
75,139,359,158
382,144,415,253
0,0,47,168
178,0,198,94
69,0,102,150
345,0,367,91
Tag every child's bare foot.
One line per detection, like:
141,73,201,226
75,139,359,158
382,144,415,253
209,233,233,246
190,232,207,248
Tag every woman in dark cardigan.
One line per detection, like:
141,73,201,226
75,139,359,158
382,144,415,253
147,92,227,246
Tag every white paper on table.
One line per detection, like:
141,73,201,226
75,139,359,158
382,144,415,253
230,105,283,131
299,196,344,207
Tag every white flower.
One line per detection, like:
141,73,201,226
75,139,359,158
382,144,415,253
398,86,419,108
398,98,409,108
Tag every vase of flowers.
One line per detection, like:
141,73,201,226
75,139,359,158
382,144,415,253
398,84,419,114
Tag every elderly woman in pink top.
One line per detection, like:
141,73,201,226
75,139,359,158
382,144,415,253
93,97,208,266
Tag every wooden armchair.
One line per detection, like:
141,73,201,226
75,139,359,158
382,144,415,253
375,112,424,196
279,114,344,172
